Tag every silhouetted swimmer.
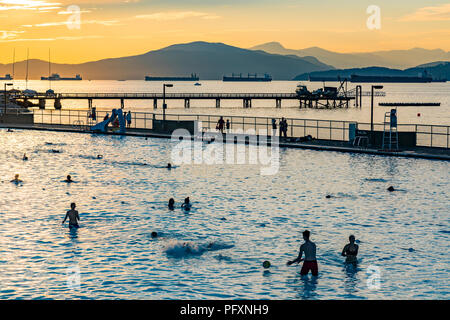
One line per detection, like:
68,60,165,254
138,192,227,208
263,261,271,269
387,186,395,192
181,197,192,211
287,230,318,276
23,153,28,161
64,175,74,183
151,232,158,238
51,149,61,153
168,198,175,210
167,163,172,169
326,195,332,199
342,235,359,264
62,203,80,228
97,155,103,159
10,174,23,184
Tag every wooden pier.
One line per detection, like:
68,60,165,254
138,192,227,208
11,89,384,110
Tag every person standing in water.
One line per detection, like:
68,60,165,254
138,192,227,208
62,203,80,228
341,235,359,264
181,197,192,211
287,230,318,276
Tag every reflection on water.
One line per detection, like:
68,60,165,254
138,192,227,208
0,129,448,299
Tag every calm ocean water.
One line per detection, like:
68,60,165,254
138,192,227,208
0,129,448,299
6,80,450,125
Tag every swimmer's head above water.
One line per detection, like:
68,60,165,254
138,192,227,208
167,163,172,169
66,175,73,182
71,202,76,209
168,198,175,209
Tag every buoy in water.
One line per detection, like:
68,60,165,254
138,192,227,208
263,261,271,269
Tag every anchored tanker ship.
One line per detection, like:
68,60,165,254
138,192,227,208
223,73,272,82
145,73,199,81
41,73,82,81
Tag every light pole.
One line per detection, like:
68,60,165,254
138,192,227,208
371,85,384,133
162,83,173,131
3,83,13,115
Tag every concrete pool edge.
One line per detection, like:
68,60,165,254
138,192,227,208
2,123,449,162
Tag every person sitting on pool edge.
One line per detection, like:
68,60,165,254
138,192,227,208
287,230,318,277
64,175,74,183
10,174,23,184
168,198,175,210
341,235,359,265
181,197,192,211
62,202,80,228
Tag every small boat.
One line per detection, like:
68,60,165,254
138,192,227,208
0,74,13,80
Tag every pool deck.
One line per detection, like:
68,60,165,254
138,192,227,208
2,122,449,161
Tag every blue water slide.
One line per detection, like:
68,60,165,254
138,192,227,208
91,109,126,133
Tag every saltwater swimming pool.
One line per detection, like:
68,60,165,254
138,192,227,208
0,129,448,299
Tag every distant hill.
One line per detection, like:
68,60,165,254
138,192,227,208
0,41,333,80
293,62,450,81
251,42,450,69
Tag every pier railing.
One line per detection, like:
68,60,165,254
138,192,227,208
31,109,450,149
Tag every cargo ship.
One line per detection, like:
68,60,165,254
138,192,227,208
41,73,82,80
0,74,13,80
223,73,272,82
145,73,199,81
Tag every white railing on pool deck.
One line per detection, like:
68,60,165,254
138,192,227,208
30,109,450,149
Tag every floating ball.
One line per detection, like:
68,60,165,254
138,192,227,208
263,261,271,269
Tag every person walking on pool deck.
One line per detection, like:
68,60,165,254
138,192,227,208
217,117,225,133
287,230,318,276
126,111,132,128
342,235,359,264
62,203,80,228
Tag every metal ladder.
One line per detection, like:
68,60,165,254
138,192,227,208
382,111,398,151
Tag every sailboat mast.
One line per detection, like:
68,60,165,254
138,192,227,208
48,48,51,89
26,48,29,89
12,48,15,81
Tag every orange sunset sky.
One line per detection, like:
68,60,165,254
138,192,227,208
1,0,450,63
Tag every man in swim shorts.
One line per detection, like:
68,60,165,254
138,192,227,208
287,230,318,276
62,203,80,228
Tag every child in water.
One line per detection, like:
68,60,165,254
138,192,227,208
10,174,23,184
